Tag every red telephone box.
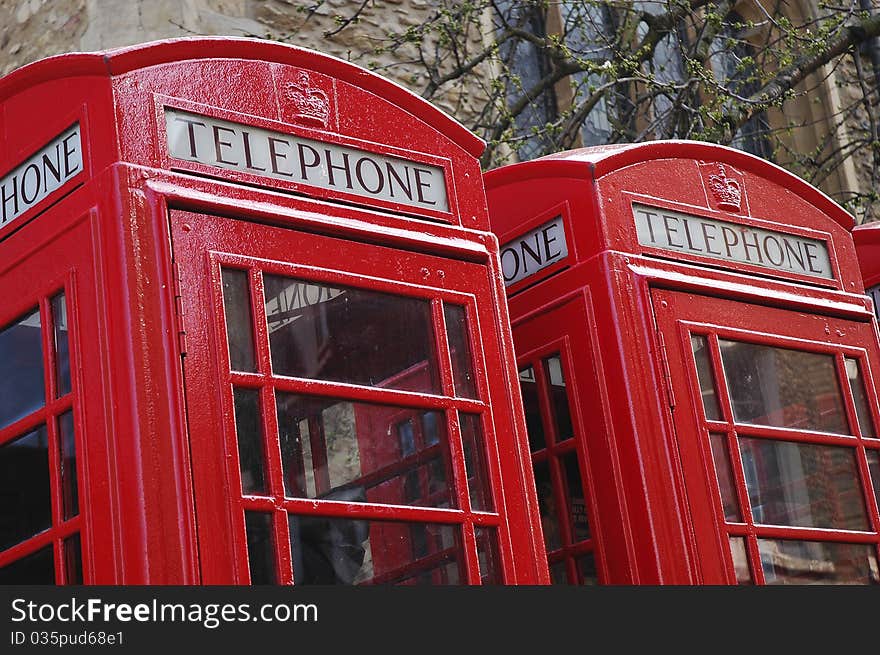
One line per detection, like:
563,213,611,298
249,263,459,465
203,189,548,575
0,37,548,585
486,142,880,585
853,222,880,324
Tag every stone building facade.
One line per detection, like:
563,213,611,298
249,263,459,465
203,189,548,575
0,0,878,221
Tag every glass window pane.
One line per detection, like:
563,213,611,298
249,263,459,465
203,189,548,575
290,515,462,585
64,533,82,585
397,420,415,457
444,304,477,399
245,511,276,585
867,450,880,514
739,438,868,530
720,340,848,434
544,355,574,441
0,308,44,430
691,335,722,421
277,393,455,509
0,425,50,551
549,560,568,584
519,366,546,451
0,546,55,584
221,269,256,373
562,451,590,541
578,552,598,585
264,276,439,394
729,537,753,585
234,388,267,495
709,433,741,522
58,411,78,520
845,358,875,437
460,413,493,512
52,293,71,397
476,526,503,584
758,539,880,585
422,411,441,446
533,461,560,551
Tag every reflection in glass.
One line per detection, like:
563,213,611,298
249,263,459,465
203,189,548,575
709,433,741,522
58,411,78,520
277,393,454,509
476,526,503,584
234,388,266,495
578,552,598,585
0,546,54,585
691,335,722,421
728,537,752,584
533,461,560,551
739,438,867,530
290,515,461,585
64,533,83,585
264,275,439,394
460,413,493,512
720,340,847,434
444,304,477,399
245,511,276,585
845,358,875,437
563,451,589,541
758,539,880,584
545,355,574,440
221,269,256,372
867,451,880,514
422,412,441,446
0,308,44,430
519,366,546,451
52,293,71,397
0,426,50,551
397,420,415,457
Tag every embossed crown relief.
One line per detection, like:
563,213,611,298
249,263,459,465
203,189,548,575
284,70,332,129
699,161,745,213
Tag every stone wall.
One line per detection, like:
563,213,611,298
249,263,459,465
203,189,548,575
0,0,492,129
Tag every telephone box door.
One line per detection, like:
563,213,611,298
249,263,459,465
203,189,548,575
512,297,604,584
172,208,525,585
652,288,880,584
0,209,116,584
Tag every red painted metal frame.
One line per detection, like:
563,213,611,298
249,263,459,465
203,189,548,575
0,38,546,584
486,140,879,584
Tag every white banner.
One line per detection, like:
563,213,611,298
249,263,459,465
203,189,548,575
633,203,833,280
165,108,448,213
500,215,568,286
0,124,82,228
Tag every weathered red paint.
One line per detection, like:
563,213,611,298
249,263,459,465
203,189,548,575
486,142,880,584
0,38,548,584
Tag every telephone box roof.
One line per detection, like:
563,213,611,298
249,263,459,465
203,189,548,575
0,36,486,159
486,140,855,230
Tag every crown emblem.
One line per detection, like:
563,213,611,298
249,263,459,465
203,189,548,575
707,163,742,212
285,71,331,129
